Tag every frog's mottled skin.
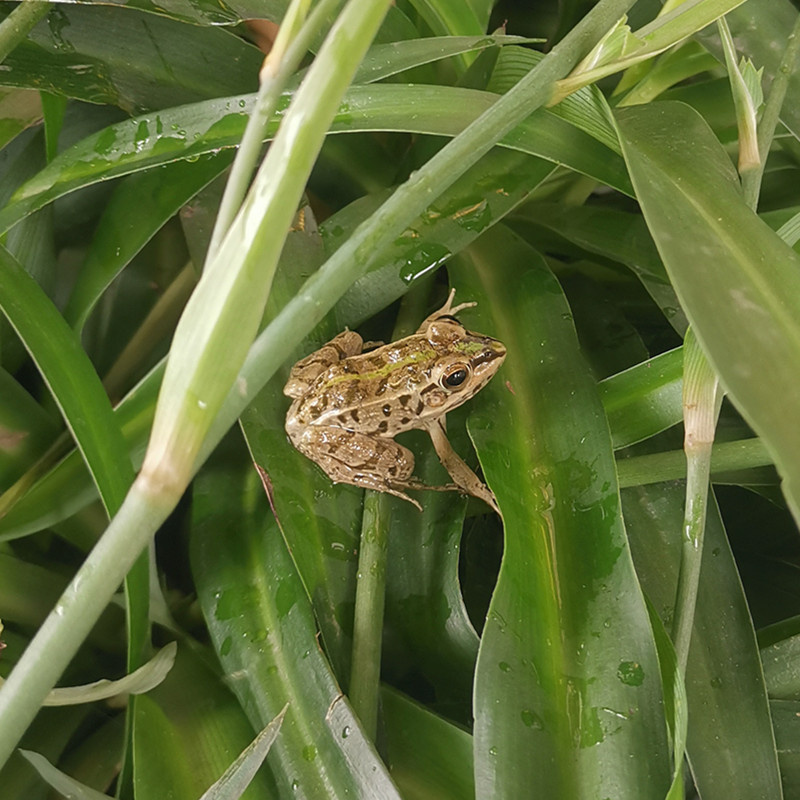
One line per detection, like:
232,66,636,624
284,290,506,510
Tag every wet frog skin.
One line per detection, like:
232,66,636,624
284,290,506,511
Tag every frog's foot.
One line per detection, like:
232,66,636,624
416,289,477,332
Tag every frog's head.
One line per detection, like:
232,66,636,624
416,315,506,417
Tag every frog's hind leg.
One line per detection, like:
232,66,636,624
296,427,424,510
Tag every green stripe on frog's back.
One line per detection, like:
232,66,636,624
321,345,438,388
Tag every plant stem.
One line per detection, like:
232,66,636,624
0,0,49,64
671,443,712,674
207,0,343,260
348,493,390,739
616,437,770,488
0,480,172,767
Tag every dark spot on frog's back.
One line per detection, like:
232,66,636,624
382,404,392,416
399,394,411,407
350,409,360,423
378,420,389,433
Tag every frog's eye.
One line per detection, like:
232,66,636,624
441,364,470,390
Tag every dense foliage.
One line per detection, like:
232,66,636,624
1,0,800,798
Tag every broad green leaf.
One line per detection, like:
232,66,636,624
190,461,402,798
616,101,800,524
0,89,42,151
510,202,687,333
0,4,261,113
598,347,683,449
381,687,474,800
64,157,231,331
382,424,479,711
133,643,277,800
0,552,122,651
770,699,800,795
407,0,483,49
0,245,133,518
623,484,782,799
0,83,631,236
455,227,671,798
237,221,362,682
0,366,59,489
346,35,542,86
762,630,800,699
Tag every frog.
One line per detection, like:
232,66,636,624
283,289,506,511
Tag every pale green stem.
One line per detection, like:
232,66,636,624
671,331,720,673
671,443,713,674
206,0,342,260
347,291,424,738
744,12,800,209
0,479,172,767
0,0,49,64
616,437,772,488
348,492,390,739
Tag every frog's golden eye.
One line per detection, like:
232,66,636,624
441,364,470,389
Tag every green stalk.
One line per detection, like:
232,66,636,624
348,493,390,739
207,0,343,260
347,290,425,738
0,0,49,64
616,437,772,488
0,482,172,766
671,332,721,674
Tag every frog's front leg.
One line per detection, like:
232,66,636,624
294,426,426,510
424,418,499,513
283,330,363,399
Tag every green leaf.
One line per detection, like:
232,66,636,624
348,35,542,86
64,157,230,331
0,366,59,489
0,245,134,518
598,347,683,449
693,0,800,142
190,460,401,798
0,89,42,151
381,687,474,800
510,202,687,332
0,83,630,236
454,226,671,798
19,749,112,800
133,643,278,800
3,642,177,707
199,708,286,800
552,0,750,103
0,4,261,112
624,484,782,799
616,101,800,524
